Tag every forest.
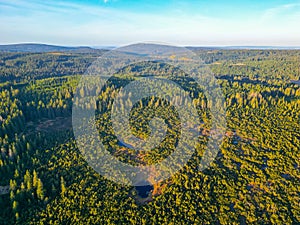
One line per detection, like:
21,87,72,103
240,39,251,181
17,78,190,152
0,49,299,224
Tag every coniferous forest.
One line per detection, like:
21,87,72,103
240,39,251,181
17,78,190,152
0,49,299,224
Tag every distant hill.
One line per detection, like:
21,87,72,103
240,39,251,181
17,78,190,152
187,46,300,50
2,44,300,53
223,46,300,50
0,43,105,53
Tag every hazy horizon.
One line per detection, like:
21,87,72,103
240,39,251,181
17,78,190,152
1,42,300,50
1,0,300,46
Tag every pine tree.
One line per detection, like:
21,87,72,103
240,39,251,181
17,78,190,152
12,200,18,212
61,176,66,195
33,170,38,188
37,178,45,200
24,170,32,190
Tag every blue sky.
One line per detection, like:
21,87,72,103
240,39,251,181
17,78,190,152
0,0,300,46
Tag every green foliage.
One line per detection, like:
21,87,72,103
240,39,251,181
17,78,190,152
0,50,299,224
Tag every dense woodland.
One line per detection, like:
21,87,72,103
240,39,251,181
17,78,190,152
0,49,299,224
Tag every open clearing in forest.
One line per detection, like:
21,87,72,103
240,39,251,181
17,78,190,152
35,117,72,132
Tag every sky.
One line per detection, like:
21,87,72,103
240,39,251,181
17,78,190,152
0,0,300,46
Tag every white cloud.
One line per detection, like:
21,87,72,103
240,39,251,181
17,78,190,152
262,3,300,20
0,0,300,46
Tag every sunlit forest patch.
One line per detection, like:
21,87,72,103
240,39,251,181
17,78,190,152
0,50,299,224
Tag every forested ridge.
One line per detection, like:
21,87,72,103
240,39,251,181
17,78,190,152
0,49,299,224
0,51,106,83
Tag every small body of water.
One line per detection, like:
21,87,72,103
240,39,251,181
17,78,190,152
0,185,10,195
136,185,154,198
291,80,300,85
117,140,135,149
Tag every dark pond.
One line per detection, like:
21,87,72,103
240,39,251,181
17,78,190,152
136,185,154,198
291,80,300,85
118,140,134,149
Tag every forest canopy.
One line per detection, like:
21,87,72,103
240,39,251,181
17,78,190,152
0,49,299,224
